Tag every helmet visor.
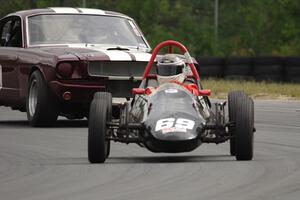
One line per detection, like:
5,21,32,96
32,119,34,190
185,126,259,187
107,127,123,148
157,65,182,76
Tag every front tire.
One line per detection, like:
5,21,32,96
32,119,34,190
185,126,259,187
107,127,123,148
228,91,246,156
26,70,58,127
88,92,112,163
233,94,254,160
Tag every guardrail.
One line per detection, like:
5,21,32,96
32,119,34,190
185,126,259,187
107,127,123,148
196,56,300,83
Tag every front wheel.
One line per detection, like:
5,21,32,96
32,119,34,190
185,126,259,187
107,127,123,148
228,91,246,155
233,95,254,160
26,70,58,127
88,92,112,163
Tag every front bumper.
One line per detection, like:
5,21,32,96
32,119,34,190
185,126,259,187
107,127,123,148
49,80,105,103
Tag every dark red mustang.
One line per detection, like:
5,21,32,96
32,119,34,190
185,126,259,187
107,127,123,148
0,7,152,126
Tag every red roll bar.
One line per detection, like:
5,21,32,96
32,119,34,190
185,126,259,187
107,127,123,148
142,40,200,81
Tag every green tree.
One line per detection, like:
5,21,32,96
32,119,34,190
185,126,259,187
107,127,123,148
1,0,300,56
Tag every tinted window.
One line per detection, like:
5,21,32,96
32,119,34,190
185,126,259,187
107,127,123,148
9,20,22,47
0,20,12,46
0,17,22,47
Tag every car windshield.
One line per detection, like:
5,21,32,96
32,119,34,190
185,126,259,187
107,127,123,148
27,14,148,48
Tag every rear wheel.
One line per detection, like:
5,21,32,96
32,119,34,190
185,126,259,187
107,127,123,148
26,70,58,127
233,94,254,160
88,92,112,163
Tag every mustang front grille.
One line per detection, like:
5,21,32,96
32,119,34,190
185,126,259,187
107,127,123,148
88,61,154,78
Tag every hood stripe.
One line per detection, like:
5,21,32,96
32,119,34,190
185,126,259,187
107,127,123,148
66,44,151,61
91,47,151,62
104,50,132,61
74,8,83,13
126,52,136,61
130,52,152,62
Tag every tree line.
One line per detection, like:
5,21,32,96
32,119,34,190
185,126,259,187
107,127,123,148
1,0,300,56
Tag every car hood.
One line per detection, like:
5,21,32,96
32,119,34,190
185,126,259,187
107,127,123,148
30,45,152,62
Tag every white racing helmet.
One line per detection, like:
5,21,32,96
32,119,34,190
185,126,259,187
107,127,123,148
156,54,187,84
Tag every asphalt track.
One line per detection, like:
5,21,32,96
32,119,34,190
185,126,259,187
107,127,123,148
0,100,300,200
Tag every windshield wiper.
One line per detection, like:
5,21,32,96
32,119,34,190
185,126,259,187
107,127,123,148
106,46,130,51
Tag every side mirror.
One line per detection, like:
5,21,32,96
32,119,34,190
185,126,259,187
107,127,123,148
198,89,211,96
132,88,145,95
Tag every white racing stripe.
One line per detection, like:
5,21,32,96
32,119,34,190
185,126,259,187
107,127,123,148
66,44,151,61
50,7,79,13
78,8,105,15
130,52,152,62
103,50,132,61
66,45,132,61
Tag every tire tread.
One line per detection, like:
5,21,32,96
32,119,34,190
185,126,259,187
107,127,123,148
88,92,112,163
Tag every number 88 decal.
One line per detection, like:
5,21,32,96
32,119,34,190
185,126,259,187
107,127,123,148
155,118,195,131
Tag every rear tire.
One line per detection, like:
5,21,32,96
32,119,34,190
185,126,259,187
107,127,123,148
234,95,254,160
26,70,58,127
88,92,112,163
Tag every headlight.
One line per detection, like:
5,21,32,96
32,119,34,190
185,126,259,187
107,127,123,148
56,62,74,78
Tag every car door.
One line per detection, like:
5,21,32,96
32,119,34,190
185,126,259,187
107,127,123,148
0,16,22,105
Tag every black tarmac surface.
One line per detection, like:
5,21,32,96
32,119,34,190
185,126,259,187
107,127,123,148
0,100,300,200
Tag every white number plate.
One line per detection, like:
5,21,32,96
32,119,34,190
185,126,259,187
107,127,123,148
155,118,195,133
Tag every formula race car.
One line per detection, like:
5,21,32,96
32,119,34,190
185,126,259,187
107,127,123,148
88,40,255,163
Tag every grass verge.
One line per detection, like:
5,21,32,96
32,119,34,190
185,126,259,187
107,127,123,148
201,79,300,100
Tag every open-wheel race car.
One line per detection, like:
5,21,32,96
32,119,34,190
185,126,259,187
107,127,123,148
88,40,255,163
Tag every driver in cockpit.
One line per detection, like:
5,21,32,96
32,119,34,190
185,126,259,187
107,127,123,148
156,54,189,84
146,54,199,95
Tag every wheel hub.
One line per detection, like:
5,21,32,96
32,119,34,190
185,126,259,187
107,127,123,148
28,80,38,116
